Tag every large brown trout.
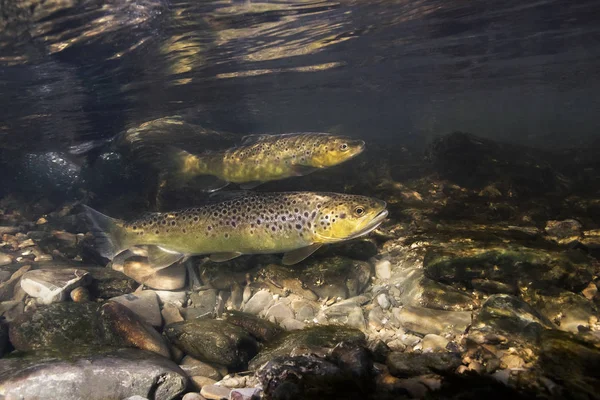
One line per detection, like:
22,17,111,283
84,191,387,266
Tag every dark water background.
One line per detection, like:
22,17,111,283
1,0,599,203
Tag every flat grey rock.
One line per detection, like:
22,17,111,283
111,290,163,327
0,348,186,400
20,268,91,305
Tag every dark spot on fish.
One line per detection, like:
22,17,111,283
194,216,199,222
155,230,159,234
182,229,186,233
171,221,176,226
231,221,237,227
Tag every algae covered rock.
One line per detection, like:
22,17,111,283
386,352,462,378
424,243,595,292
469,294,555,343
8,301,170,358
164,319,258,369
258,256,371,301
249,325,365,370
224,311,284,342
0,348,186,400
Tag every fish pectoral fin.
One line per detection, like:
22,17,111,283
146,245,185,270
282,243,323,265
209,252,243,262
291,165,319,176
239,181,264,190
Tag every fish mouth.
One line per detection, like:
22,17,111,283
344,208,388,240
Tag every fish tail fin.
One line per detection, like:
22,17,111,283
160,146,228,192
82,205,130,260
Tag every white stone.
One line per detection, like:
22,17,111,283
242,290,273,315
265,302,294,323
201,384,231,400
375,260,391,280
20,268,91,305
421,334,449,353
376,293,391,309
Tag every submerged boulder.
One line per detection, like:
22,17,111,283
0,348,186,400
164,319,258,369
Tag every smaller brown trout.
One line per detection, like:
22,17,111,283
84,191,387,266
160,132,365,191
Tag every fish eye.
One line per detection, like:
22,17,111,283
339,143,348,151
354,206,365,216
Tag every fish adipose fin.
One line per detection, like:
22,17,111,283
147,246,185,270
210,252,243,262
82,205,129,260
282,243,323,265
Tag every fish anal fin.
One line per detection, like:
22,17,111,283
146,245,184,270
210,252,243,262
282,243,323,265
239,181,264,190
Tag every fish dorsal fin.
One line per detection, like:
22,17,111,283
146,246,184,271
240,134,274,145
282,243,323,265
210,252,243,262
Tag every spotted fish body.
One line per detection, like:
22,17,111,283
84,191,388,265
171,132,365,189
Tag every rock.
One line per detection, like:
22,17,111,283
123,257,187,290
188,289,218,318
230,387,262,400
582,282,598,300
164,319,258,369
242,290,274,315
0,226,19,235
191,376,218,391
500,354,525,369
265,302,294,323
182,394,207,400
180,356,223,380
386,352,462,378
8,301,170,358
111,291,162,327
291,300,318,322
392,306,471,335
259,257,371,301
471,278,518,295
421,334,449,352
317,295,365,327
545,219,583,244
257,354,367,400
20,268,91,305
155,290,187,307
0,348,186,400
79,265,138,299
0,253,12,266
200,384,231,400
537,329,600,399
0,300,24,322
329,342,374,391
523,289,597,333
469,294,555,346
0,264,31,301
376,293,391,310
375,260,392,280
393,265,477,311
280,318,305,331
162,303,184,325
70,286,91,302
249,325,365,370
224,311,284,342
424,244,595,292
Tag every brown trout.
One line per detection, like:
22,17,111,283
161,132,365,190
84,191,387,266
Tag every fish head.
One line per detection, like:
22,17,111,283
309,136,365,167
314,194,388,243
